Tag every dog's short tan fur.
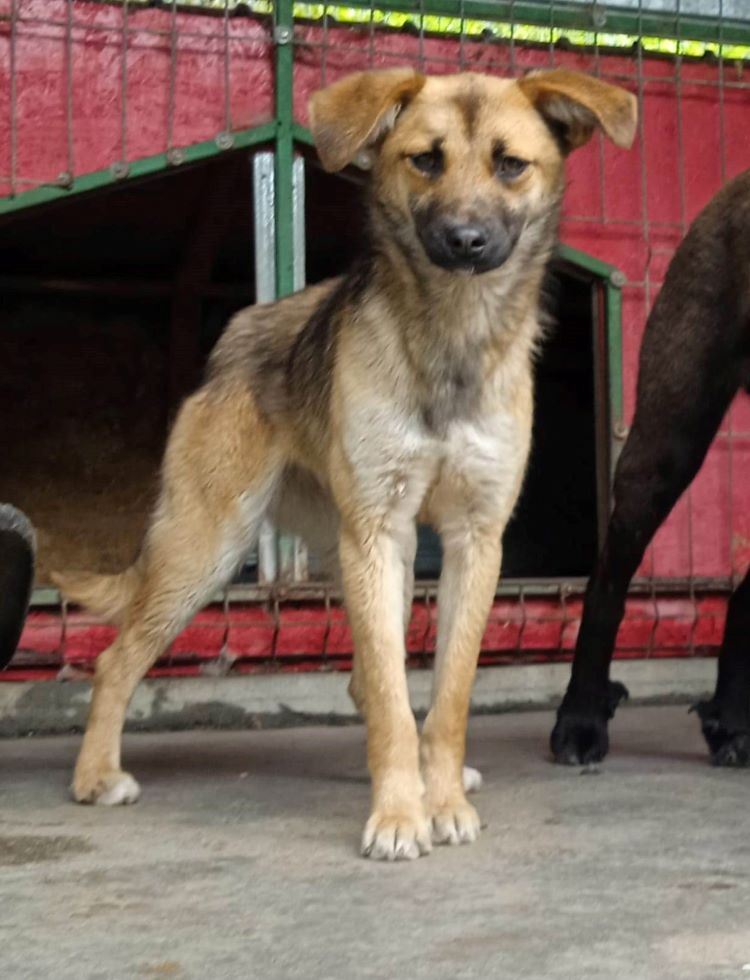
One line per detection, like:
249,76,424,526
54,68,636,859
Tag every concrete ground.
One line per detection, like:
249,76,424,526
2,706,750,980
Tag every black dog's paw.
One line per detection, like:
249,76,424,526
550,681,629,766
550,713,610,765
712,733,750,768
691,700,750,768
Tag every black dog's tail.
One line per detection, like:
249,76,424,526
0,505,35,670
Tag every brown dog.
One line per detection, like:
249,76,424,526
54,68,636,860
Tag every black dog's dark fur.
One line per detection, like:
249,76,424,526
551,169,750,768
0,505,35,670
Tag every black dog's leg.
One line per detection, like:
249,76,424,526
693,568,750,767
551,172,750,765
551,345,736,765
550,520,640,765
549,438,680,764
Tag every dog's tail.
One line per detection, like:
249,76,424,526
0,504,36,670
52,562,142,626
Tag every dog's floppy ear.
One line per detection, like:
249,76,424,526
517,69,637,152
309,68,426,172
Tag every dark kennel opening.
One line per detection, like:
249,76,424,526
0,154,257,585
304,156,605,581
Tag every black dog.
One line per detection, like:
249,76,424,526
551,169,750,768
0,504,35,670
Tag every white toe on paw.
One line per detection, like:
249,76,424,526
74,771,141,806
462,765,483,794
97,773,140,806
431,801,481,846
361,812,432,862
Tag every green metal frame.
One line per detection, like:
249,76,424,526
551,241,625,546
0,123,278,218
292,0,750,49
274,0,297,298
82,1,750,56
556,241,624,437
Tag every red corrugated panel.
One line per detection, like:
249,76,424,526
63,611,117,663
171,607,228,661
2,595,726,680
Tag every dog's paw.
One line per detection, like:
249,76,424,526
692,700,750,768
550,713,610,766
462,765,483,794
430,798,481,846
72,769,141,806
712,733,750,767
361,808,432,861
550,681,628,766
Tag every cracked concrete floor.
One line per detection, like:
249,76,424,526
1,705,750,980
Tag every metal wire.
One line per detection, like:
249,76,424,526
320,3,329,85
593,4,607,226
8,0,18,197
167,0,179,153
223,0,231,133
367,0,375,69
417,0,426,73
64,0,74,180
459,0,467,71
673,0,699,632
717,0,738,591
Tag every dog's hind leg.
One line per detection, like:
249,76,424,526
693,567,750,766
69,387,283,804
551,177,750,766
551,386,737,766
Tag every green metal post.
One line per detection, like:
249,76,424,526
274,0,296,299
606,282,624,434
555,242,626,495
273,0,308,579
0,122,278,218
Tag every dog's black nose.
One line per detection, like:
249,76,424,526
444,223,488,260
416,211,517,272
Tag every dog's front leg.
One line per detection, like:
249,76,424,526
339,519,431,861
348,522,417,719
421,522,503,846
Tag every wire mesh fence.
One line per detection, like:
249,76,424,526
1,0,749,675
0,0,275,202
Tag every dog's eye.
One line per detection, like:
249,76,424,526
495,154,529,181
409,149,444,178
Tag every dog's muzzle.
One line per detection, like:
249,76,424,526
416,215,519,273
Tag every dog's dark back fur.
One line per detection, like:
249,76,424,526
552,168,750,767
638,170,750,405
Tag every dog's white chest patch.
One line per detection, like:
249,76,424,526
425,413,529,530
344,400,524,531
344,404,440,517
